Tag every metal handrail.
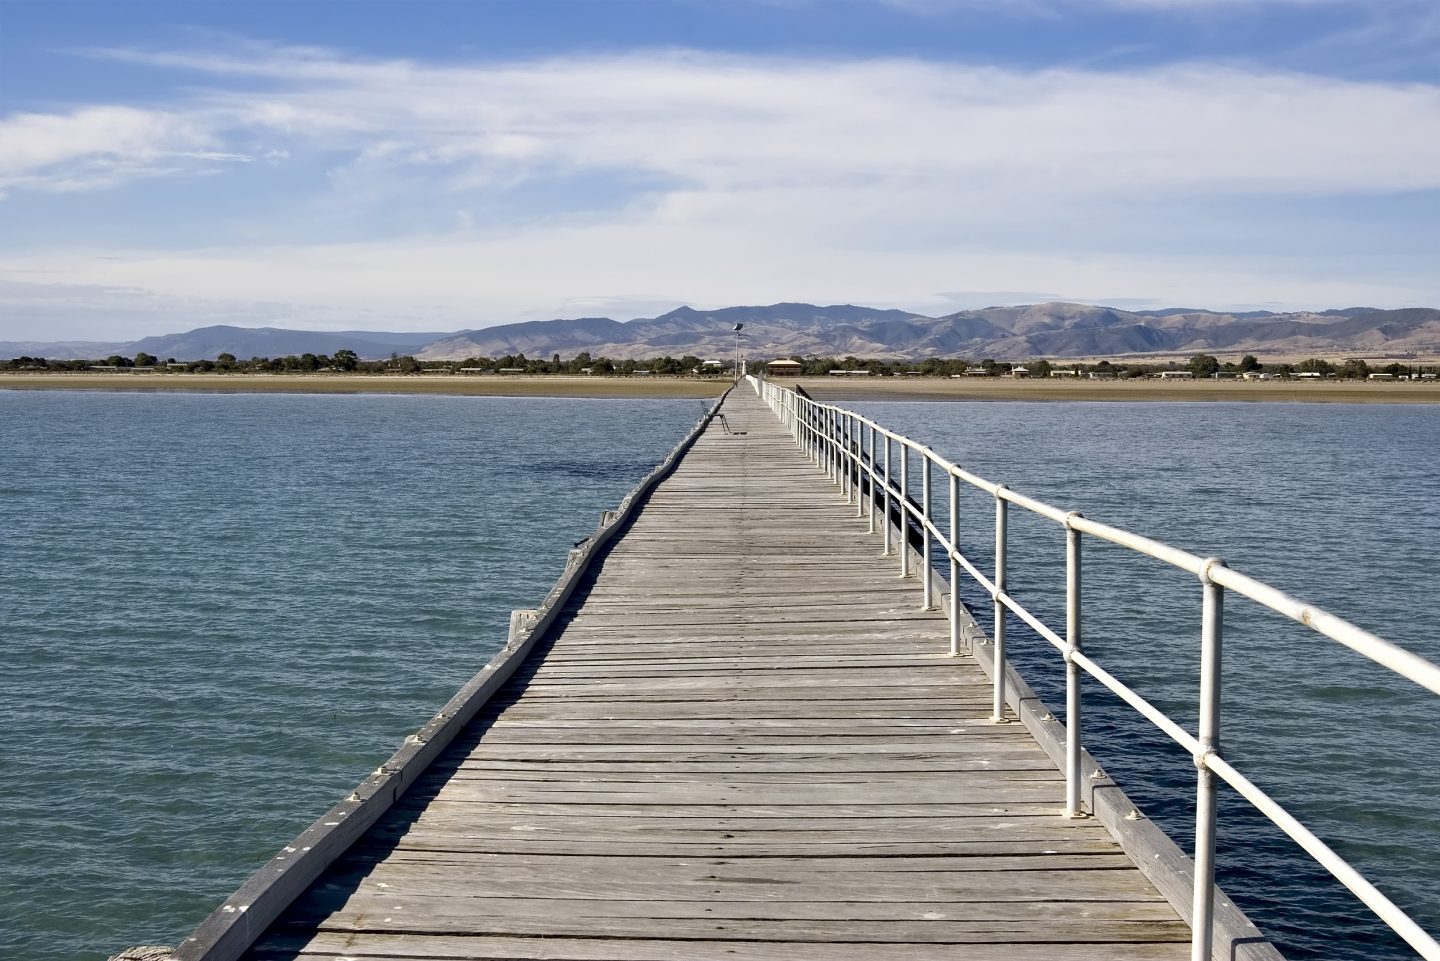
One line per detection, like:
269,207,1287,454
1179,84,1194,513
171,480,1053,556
748,375,1440,961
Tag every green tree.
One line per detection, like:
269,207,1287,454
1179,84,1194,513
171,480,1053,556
216,352,237,369
1238,354,1261,372
1338,358,1371,380
133,352,158,367
1187,353,1221,377
332,349,360,372
1297,357,1335,376
1031,359,1053,378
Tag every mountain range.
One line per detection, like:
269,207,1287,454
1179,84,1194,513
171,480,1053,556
6,302,1439,363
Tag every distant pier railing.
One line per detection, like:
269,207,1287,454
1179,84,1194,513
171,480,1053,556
749,375,1440,961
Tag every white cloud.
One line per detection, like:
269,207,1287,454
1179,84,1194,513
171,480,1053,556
2,44,1438,335
0,105,246,193
50,46,1440,201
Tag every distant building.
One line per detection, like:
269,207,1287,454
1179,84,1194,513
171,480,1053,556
1157,371,1194,380
767,359,803,376
1240,371,1271,381
1009,366,1030,378
828,369,872,376
1049,369,1081,377
1367,372,1396,380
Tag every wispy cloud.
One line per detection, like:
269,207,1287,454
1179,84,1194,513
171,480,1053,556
2,41,1438,334
41,44,1440,203
0,105,248,194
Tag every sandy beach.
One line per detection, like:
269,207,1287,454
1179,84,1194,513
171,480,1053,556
0,372,730,399
3,371,1437,403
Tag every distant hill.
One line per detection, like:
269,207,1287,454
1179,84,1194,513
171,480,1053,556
1,326,452,362
5,303,1438,363
413,302,1440,361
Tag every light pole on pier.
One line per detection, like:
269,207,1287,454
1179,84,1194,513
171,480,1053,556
733,323,744,383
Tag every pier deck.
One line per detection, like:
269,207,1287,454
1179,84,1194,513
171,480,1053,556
243,389,1192,961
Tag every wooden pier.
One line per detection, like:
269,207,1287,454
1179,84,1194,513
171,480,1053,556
163,387,1275,961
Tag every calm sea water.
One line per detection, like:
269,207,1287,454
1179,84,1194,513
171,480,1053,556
1,392,1435,961
0,390,707,961
849,399,1440,961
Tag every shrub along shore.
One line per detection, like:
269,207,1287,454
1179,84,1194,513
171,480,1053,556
3,371,1438,403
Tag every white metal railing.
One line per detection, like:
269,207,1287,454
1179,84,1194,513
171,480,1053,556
748,375,1440,961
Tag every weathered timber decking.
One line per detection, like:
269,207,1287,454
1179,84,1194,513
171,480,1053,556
243,388,1193,961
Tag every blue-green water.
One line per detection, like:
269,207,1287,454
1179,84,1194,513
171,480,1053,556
1,392,1436,961
0,390,707,961
850,399,1440,960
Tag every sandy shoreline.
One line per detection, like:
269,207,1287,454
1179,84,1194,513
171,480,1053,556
0,372,729,399
2,372,1437,404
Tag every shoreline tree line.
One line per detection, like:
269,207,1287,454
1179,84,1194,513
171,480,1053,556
2,350,1434,380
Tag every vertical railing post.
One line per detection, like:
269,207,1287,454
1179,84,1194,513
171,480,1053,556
898,444,910,578
949,471,961,656
1192,559,1226,961
992,488,1008,723
1065,515,1084,818
813,403,821,467
846,414,858,515
882,437,892,556
844,414,854,502
812,401,820,464
832,409,841,486
867,425,877,534
921,453,933,609
829,408,838,485
822,407,830,476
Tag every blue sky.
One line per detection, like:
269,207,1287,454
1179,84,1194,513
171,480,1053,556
2,0,1439,340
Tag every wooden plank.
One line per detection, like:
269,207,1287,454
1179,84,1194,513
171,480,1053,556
252,931,1200,961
